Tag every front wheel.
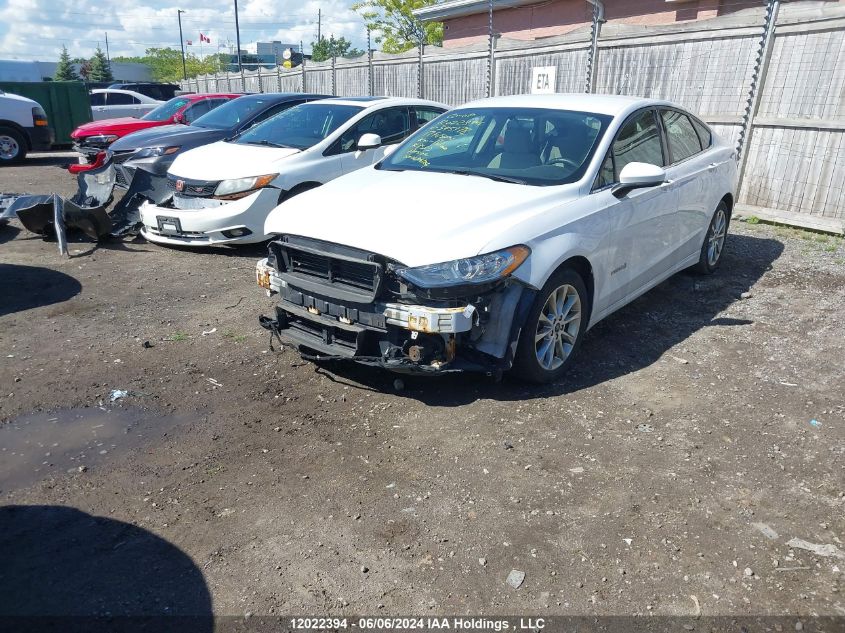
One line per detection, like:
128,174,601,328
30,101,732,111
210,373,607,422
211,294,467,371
512,267,588,384
0,127,26,165
694,201,730,274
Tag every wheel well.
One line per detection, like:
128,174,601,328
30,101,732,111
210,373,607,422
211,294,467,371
288,181,321,196
720,193,734,216
0,120,30,150
559,256,594,321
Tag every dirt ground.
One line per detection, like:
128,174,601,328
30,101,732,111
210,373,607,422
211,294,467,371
1,156,844,620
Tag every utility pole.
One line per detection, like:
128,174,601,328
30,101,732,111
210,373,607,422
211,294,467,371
317,9,322,43
177,9,187,80
104,32,110,65
234,0,243,72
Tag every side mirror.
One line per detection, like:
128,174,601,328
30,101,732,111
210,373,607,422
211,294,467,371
173,112,185,124
357,133,381,150
613,162,666,198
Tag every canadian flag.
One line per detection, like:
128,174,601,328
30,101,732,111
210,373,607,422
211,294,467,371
200,33,211,43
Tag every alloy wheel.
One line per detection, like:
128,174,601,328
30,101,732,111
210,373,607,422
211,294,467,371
707,207,727,267
534,284,582,371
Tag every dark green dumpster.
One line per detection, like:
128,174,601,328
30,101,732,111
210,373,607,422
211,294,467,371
0,81,92,146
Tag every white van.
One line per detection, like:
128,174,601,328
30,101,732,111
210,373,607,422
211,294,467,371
0,90,54,164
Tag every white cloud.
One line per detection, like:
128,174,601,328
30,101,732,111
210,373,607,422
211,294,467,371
0,0,367,61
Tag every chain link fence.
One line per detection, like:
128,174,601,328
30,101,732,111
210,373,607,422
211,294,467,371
183,0,845,233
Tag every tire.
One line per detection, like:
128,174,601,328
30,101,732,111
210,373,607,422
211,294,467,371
694,201,730,274
511,267,589,384
0,127,26,165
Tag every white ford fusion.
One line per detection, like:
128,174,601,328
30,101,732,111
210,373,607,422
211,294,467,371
256,94,737,383
139,96,447,246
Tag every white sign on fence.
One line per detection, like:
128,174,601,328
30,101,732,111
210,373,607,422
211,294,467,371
531,66,556,94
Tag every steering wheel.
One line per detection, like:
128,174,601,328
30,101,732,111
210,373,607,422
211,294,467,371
546,157,579,170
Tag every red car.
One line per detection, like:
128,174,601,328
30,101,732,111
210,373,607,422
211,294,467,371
71,93,241,161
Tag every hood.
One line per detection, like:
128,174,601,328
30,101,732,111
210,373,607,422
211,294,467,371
168,140,300,180
0,91,38,106
264,168,580,268
72,118,164,139
110,125,225,152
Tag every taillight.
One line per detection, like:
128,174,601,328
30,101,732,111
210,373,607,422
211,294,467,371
32,107,48,127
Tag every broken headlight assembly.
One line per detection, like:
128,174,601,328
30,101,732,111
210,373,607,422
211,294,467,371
132,145,181,159
214,173,278,200
396,245,530,290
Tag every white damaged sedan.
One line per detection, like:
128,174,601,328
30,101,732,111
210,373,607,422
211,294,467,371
256,94,737,383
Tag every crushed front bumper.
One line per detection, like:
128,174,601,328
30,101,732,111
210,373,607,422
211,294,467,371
140,188,279,246
256,258,534,375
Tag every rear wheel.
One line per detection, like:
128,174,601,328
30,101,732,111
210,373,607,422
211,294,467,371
0,127,26,164
512,267,588,384
694,201,729,274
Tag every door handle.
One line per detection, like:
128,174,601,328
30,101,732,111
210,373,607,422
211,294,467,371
708,162,718,170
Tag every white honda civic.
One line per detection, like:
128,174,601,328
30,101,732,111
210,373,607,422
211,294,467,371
139,96,448,246
256,94,737,383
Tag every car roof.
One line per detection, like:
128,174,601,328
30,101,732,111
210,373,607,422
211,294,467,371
232,92,330,104
316,96,448,109
458,93,672,116
91,88,145,96
181,93,243,101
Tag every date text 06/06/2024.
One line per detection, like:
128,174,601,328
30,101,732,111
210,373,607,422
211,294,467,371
289,617,546,631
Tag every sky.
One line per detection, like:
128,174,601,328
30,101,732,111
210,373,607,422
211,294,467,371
0,0,368,61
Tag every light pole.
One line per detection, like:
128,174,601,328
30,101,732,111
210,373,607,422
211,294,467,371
177,9,187,80
233,0,243,72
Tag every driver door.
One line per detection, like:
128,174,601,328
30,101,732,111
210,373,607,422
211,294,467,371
337,107,410,173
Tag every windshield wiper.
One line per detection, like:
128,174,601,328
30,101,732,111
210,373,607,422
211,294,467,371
449,169,527,185
243,139,290,148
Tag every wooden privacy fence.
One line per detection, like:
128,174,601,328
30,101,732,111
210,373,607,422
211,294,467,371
183,1,845,233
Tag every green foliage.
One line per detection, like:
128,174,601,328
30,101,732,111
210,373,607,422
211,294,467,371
89,46,114,82
54,45,80,81
310,36,364,62
113,49,228,82
353,0,443,53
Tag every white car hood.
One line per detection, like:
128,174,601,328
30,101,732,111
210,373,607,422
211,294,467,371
264,167,580,267
168,140,300,180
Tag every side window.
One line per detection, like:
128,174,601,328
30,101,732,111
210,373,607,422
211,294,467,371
660,109,702,164
336,107,410,153
131,95,141,104
184,99,214,123
411,107,444,131
249,102,298,127
108,92,134,105
90,93,105,106
690,117,712,149
613,109,664,174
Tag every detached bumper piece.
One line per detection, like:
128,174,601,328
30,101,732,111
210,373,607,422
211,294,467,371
0,153,173,254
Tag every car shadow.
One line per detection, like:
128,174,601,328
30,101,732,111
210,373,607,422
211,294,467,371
0,505,212,630
313,233,784,403
0,264,82,318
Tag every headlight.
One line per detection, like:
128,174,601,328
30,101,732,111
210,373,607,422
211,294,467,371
88,134,119,144
396,245,530,289
133,145,181,159
214,173,278,197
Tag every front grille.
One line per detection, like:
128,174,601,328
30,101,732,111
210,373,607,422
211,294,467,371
114,168,128,187
167,176,219,197
271,236,385,303
288,250,375,293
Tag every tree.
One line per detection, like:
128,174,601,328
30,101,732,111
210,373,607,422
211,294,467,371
310,35,364,62
353,0,443,53
113,48,225,82
88,46,114,82
78,59,92,81
54,45,80,81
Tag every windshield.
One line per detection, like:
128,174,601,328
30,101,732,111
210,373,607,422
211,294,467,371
380,107,612,186
235,102,362,150
141,97,190,122
195,97,273,130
